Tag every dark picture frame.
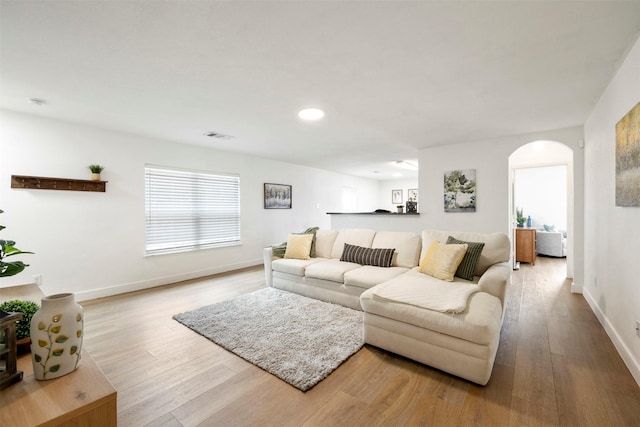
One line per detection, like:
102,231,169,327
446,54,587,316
264,183,292,209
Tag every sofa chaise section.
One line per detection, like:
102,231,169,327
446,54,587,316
360,229,511,385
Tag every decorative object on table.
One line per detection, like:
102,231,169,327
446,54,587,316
264,183,292,209
0,209,34,278
173,287,363,391
615,101,640,207
30,293,83,380
444,169,476,212
0,310,23,390
516,208,526,227
396,205,404,213
0,300,40,355
391,189,403,205
88,164,104,181
405,200,417,213
526,215,532,228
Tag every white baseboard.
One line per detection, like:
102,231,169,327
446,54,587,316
571,281,583,294
582,287,640,387
75,258,263,302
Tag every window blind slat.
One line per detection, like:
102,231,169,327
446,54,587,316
145,165,241,256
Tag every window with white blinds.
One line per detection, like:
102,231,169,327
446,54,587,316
144,165,241,256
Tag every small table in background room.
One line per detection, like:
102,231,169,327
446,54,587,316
515,227,536,266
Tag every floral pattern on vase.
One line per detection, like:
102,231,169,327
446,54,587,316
30,293,83,380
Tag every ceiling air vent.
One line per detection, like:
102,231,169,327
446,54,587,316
204,131,234,140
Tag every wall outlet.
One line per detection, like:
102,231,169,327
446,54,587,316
33,274,42,286
636,320,640,338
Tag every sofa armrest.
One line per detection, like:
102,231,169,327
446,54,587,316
477,262,510,307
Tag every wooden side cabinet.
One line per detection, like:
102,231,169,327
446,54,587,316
516,228,536,265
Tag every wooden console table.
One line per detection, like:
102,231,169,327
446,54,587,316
0,284,117,426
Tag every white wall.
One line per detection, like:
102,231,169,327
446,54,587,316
0,110,380,300
584,35,640,384
417,126,584,287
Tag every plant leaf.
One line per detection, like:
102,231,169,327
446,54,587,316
38,339,48,347
34,354,41,362
52,348,64,356
49,364,60,373
70,345,78,355
50,325,61,334
38,321,46,330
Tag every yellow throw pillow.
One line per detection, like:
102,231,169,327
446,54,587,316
284,233,314,260
419,241,469,281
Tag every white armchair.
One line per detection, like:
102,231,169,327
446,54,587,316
536,230,567,257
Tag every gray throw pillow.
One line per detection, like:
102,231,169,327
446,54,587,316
340,243,394,267
446,236,485,281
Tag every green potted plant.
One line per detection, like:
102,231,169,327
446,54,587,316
0,210,33,278
396,205,404,213
516,208,526,227
88,164,104,181
0,299,40,354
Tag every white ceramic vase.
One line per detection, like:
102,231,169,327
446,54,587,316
30,293,83,380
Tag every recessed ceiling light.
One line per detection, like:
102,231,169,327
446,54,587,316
298,108,325,121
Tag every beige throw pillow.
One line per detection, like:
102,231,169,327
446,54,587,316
284,233,314,260
419,241,468,281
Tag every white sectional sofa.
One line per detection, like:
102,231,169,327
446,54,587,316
262,228,511,385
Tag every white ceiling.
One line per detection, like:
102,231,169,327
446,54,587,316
2,1,640,180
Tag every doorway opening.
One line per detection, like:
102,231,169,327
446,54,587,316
509,141,574,278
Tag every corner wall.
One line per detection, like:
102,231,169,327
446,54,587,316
0,110,380,300
584,35,640,384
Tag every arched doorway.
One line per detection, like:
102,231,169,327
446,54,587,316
508,140,574,278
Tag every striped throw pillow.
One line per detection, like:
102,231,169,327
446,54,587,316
340,243,395,267
446,236,485,280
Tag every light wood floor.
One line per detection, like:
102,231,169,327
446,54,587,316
81,257,640,426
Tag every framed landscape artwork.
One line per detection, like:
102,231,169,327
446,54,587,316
392,189,403,204
264,183,292,209
444,169,476,212
616,101,640,207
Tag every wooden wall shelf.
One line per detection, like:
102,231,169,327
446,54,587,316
11,175,107,192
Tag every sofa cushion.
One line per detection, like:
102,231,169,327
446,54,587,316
372,231,422,268
340,243,394,267
446,236,485,281
330,229,376,259
419,241,468,282
315,230,339,258
421,230,509,276
272,258,327,276
344,266,410,290
284,233,314,260
305,259,362,283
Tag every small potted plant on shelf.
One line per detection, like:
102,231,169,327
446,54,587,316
88,164,104,181
0,299,40,354
516,208,526,227
397,205,404,214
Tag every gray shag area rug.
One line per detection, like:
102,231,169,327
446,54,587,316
173,287,364,391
